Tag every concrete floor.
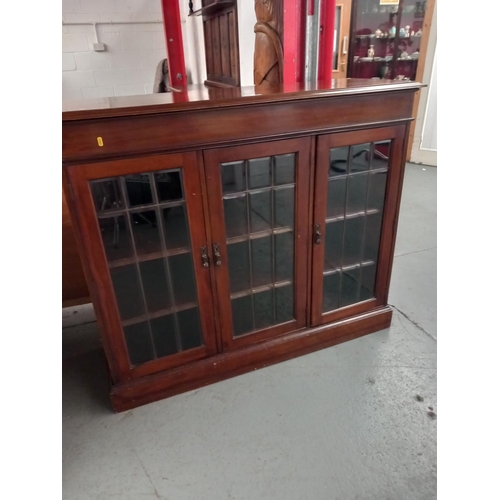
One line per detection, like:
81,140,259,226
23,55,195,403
62,163,437,500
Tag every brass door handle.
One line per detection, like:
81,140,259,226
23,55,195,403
314,224,322,244
213,244,222,266
201,246,210,268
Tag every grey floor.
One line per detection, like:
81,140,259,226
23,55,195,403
62,163,437,500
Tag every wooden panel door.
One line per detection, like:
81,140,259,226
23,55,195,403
204,138,312,350
311,125,407,326
65,152,218,383
203,3,240,87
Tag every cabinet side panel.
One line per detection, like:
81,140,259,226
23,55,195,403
62,187,90,306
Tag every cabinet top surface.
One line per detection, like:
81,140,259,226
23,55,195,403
62,79,422,121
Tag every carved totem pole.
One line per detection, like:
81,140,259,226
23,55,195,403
254,0,284,87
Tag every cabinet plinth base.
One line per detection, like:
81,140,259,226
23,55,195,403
110,306,393,412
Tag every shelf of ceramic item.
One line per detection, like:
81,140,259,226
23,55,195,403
354,59,391,63
355,34,422,40
354,57,418,63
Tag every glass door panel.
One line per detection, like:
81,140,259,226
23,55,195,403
205,139,310,350
322,141,389,313
221,154,296,337
68,151,220,379
312,128,402,326
90,169,203,367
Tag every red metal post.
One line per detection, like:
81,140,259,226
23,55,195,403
283,0,306,84
160,0,188,88
317,0,336,82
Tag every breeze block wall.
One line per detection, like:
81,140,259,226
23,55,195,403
62,0,168,101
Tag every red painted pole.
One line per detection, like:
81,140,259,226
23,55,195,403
283,0,306,84
317,0,336,82
160,0,188,88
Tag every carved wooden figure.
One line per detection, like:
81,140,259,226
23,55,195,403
254,0,284,87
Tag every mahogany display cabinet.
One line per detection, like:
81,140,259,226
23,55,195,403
62,79,422,411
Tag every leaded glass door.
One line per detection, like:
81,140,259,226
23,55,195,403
204,138,311,350
311,126,406,326
66,152,217,381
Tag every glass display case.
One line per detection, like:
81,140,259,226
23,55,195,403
348,0,427,81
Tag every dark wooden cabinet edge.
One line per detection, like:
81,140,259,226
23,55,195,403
110,306,393,412
382,123,411,304
62,83,422,122
62,117,414,167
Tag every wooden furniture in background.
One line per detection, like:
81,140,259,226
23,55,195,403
193,0,240,88
62,79,422,411
332,0,352,80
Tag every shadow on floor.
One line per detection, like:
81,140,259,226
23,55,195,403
63,322,113,414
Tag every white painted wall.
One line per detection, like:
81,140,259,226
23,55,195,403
62,0,167,101
410,1,437,166
421,46,437,151
62,0,254,100
237,0,255,87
